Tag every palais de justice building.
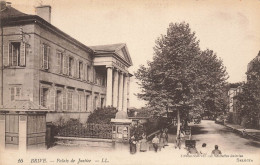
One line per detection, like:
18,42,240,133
0,3,133,124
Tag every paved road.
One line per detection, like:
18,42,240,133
190,120,260,154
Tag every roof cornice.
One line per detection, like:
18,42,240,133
1,15,94,55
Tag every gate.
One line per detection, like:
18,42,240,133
57,123,112,139
5,114,19,149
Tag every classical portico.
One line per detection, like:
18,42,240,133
90,43,133,113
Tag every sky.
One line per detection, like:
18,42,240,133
7,0,260,108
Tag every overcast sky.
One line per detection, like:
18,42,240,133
9,0,260,108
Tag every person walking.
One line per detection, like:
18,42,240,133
175,133,182,149
129,135,137,154
152,134,160,152
140,133,147,152
211,145,222,156
164,128,169,146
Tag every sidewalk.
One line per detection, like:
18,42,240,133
224,123,260,141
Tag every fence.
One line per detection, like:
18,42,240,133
57,123,112,139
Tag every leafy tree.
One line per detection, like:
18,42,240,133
236,54,260,128
135,22,228,135
235,81,260,128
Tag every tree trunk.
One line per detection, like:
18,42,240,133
177,109,180,136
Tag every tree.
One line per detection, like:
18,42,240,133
135,22,228,135
235,55,260,128
235,81,260,128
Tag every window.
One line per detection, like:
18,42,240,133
68,57,74,76
8,42,27,67
40,88,48,107
55,90,62,111
10,86,22,101
9,42,20,66
93,96,98,110
42,44,50,70
101,98,104,109
79,61,83,79
57,51,63,74
78,94,81,111
67,92,73,110
87,66,91,81
85,95,89,111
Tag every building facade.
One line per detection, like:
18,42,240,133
0,3,133,124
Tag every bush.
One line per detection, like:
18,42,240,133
87,106,118,124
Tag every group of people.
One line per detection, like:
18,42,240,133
187,143,222,156
129,132,149,154
129,128,169,154
151,128,169,152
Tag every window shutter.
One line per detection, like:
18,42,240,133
73,92,78,111
40,88,44,106
80,63,84,80
10,87,15,101
20,42,26,67
3,44,8,66
57,51,61,73
47,46,50,69
16,87,21,100
74,60,78,78
85,64,88,81
8,43,12,66
41,44,44,69
63,55,67,75
62,90,67,111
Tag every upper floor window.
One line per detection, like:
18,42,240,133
8,42,26,67
57,51,63,74
68,57,74,77
79,61,83,79
67,91,73,110
42,44,50,70
40,88,49,107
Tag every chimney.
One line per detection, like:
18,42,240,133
0,1,6,11
36,5,51,23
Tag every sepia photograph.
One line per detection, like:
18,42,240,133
0,0,260,165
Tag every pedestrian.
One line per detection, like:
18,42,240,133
140,135,147,152
200,143,207,156
129,135,137,154
152,134,160,152
164,128,169,146
175,133,182,149
211,145,222,156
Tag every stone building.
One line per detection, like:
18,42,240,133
0,3,132,125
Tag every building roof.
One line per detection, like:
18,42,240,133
90,43,126,53
90,43,133,66
0,5,93,54
0,100,49,111
0,6,28,19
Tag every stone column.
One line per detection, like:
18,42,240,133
113,69,119,108
0,114,5,150
106,67,113,107
118,72,124,111
123,75,128,112
19,114,27,151
127,76,130,109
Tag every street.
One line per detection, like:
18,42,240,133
190,120,260,154
1,120,260,165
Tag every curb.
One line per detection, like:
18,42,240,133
224,124,260,142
